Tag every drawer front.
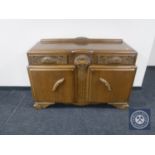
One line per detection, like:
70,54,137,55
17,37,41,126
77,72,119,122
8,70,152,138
28,66,75,103
87,66,136,103
97,55,136,65
28,55,67,65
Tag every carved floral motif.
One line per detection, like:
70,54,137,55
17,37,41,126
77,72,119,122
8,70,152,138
29,56,67,65
98,55,135,65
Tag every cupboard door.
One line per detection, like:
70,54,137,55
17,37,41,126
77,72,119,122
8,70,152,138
28,65,75,103
87,66,136,103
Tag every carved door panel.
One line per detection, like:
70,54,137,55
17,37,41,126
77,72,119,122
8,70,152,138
87,66,136,103
28,66,75,103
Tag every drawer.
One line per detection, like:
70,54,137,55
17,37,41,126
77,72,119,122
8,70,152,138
28,55,67,65
28,65,75,103
97,55,136,65
87,65,136,103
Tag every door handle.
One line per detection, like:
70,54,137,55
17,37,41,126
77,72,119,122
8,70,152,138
52,78,65,91
99,77,112,91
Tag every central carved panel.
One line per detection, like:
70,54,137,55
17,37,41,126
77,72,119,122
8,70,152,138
74,55,91,104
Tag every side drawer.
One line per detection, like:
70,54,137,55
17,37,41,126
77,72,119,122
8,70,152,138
97,54,136,65
28,65,75,103
87,65,136,103
28,55,67,65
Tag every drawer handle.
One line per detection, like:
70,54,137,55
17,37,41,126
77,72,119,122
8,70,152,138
41,56,57,64
109,56,122,64
99,77,112,91
52,78,65,91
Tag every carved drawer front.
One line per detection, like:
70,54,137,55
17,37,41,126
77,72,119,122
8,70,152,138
87,66,136,103
97,55,136,65
28,66,75,103
28,55,67,65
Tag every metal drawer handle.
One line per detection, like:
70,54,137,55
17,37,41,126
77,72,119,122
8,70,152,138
52,78,65,91
99,77,112,91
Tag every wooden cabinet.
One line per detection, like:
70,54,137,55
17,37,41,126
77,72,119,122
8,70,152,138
28,66,75,103
27,37,137,109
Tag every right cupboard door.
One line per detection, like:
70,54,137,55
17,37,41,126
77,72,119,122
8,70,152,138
87,66,136,103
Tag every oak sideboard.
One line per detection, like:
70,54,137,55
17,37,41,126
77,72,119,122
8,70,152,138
27,37,137,109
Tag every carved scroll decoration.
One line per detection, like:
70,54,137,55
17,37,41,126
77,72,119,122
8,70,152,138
74,55,91,103
98,55,135,65
29,56,67,65
52,78,65,92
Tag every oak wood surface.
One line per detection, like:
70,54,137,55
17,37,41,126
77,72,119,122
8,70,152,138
28,38,136,53
87,65,136,103
28,65,75,103
27,37,137,109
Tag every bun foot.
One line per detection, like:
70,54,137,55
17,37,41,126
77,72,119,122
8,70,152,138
33,102,55,110
108,102,129,109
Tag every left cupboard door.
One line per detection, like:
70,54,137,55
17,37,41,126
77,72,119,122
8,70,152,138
28,66,75,103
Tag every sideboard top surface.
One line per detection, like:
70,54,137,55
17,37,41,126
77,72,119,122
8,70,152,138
28,37,136,54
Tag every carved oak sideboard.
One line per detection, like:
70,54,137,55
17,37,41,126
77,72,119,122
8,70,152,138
27,37,137,109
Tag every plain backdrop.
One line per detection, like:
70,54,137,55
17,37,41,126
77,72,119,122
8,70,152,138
0,19,155,86
149,37,155,66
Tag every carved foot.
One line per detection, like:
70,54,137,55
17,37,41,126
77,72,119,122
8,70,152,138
108,102,129,110
33,102,55,110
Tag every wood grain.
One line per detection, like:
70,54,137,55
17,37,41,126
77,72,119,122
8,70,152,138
27,37,137,109
28,65,75,103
